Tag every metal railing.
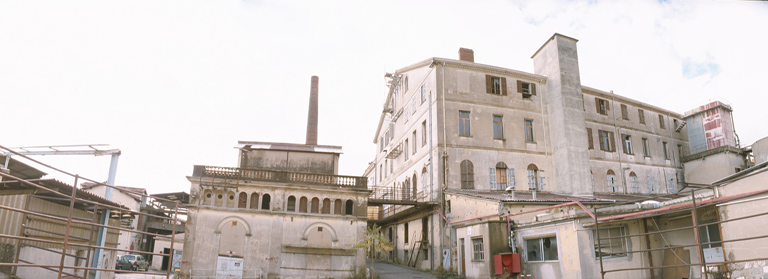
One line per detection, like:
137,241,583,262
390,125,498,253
193,165,367,188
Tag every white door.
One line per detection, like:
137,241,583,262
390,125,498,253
216,256,244,279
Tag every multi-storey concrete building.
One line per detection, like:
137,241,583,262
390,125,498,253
368,33,691,277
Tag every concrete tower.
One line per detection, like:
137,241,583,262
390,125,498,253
531,34,592,195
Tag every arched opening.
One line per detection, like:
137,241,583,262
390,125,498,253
299,196,308,213
322,198,331,214
345,200,354,215
214,190,224,207
287,196,296,212
334,199,342,215
460,160,474,189
418,168,426,199
250,193,259,209
527,164,539,190
607,170,617,192
403,179,410,200
218,219,247,258
238,192,247,209
629,172,639,193
261,194,271,210
493,162,508,190
203,190,212,205
311,197,320,213
226,191,236,208
412,174,417,200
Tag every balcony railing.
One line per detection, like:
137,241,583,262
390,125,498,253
192,165,367,189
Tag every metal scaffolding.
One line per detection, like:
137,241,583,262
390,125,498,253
0,144,182,279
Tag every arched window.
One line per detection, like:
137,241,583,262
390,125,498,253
334,199,342,215
345,200,354,215
418,168,426,199
403,179,410,200
607,170,617,192
287,196,296,212
203,190,212,205
215,190,224,207
322,198,331,214
412,174,417,199
299,196,308,213
261,194,271,210
629,172,639,193
238,192,247,208
460,160,474,189
226,191,236,208
311,197,320,213
527,164,539,190
250,193,259,209
491,162,508,190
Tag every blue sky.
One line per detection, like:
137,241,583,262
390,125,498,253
2,0,767,194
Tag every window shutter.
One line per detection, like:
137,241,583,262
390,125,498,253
507,168,515,189
621,135,628,154
501,77,508,96
412,95,417,113
606,100,610,111
404,106,409,122
531,83,536,95
539,176,545,190
485,75,492,94
609,132,616,152
587,128,593,149
489,168,496,189
517,80,523,93
389,123,395,141
595,98,600,113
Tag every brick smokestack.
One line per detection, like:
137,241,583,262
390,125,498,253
305,76,319,145
459,47,474,62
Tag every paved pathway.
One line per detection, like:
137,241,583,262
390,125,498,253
367,259,439,279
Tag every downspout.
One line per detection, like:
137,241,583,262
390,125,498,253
428,76,435,270
610,91,626,194
538,78,550,190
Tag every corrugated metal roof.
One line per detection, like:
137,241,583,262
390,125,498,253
0,178,125,208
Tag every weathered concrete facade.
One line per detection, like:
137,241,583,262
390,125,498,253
181,143,368,279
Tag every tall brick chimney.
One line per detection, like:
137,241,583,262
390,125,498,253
459,47,474,62
305,76,319,145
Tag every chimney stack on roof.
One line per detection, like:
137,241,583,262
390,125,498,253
459,47,474,62
305,76,319,146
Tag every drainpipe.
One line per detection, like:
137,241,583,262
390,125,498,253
610,91,626,194
428,86,435,270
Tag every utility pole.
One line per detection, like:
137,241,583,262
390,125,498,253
4,144,120,279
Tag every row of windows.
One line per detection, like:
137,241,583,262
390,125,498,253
459,111,535,142
459,160,543,191
485,75,537,99
587,128,682,160
379,121,427,182
201,190,355,215
593,97,682,132
597,170,678,194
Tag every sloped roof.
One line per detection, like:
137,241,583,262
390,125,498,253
81,182,147,202
0,178,124,208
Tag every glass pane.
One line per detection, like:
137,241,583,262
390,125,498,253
543,237,558,261
526,239,542,261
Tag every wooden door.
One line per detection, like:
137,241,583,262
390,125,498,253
460,238,466,276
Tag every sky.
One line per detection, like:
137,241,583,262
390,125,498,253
2,0,767,195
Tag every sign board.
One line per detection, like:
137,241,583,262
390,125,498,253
703,247,725,263
216,256,244,279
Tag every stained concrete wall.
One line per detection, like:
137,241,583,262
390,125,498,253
752,136,768,164
241,149,339,175
684,152,746,185
83,185,141,253
182,178,367,279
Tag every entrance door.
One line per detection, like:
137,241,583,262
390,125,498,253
459,238,466,277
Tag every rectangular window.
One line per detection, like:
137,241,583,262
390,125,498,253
594,227,628,259
518,80,536,99
526,236,558,262
472,238,484,261
659,114,666,129
638,109,645,124
412,131,417,154
486,75,506,95
642,138,650,157
404,139,409,160
524,119,534,142
587,128,594,150
596,98,609,115
422,121,427,147
404,223,409,243
663,142,669,159
622,134,633,154
459,111,471,137
493,115,504,139
599,130,615,152
420,85,427,104
621,104,629,120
